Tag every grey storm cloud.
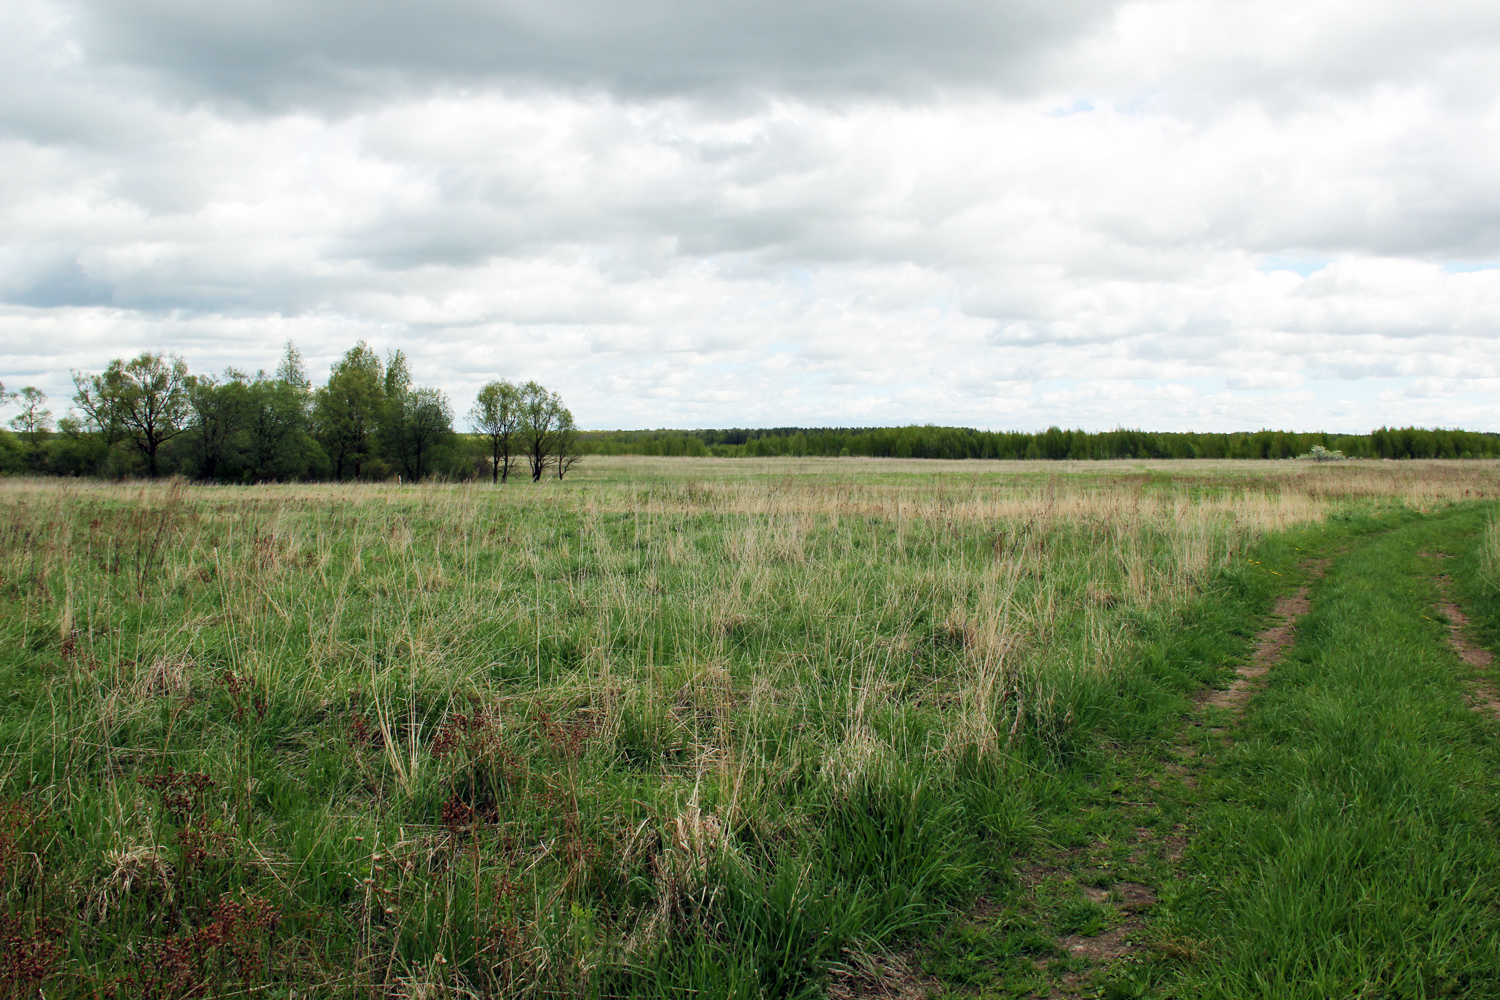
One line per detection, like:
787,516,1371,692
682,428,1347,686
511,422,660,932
69,0,1119,106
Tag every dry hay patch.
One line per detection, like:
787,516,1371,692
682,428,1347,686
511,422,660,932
828,949,940,1000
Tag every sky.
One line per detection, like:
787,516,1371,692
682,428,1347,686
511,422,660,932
1,0,1498,433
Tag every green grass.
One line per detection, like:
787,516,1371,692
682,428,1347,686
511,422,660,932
0,463,1496,998
1165,505,1500,998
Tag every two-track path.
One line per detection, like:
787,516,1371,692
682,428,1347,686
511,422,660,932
1151,512,1500,998
1053,515,1500,999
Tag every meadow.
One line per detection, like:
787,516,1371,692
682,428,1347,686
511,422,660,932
2,458,1499,998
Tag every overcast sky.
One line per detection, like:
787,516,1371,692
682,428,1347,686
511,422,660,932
2,0,1497,432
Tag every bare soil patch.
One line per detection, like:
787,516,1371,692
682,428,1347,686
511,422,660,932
1056,882,1158,963
1201,560,1329,716
1425,564,1499,717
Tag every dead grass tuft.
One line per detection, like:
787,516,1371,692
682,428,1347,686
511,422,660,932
89,845,174,920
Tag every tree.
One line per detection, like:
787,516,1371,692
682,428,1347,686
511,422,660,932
47,412,106,477
185,371,250,482
240,342,319,482
400,387,455,481
71,369,123,447
276,340,311,393
3,385,52,472
518,381,563,482
244,375,313,482
553,404,581,479
8,387,53,447
380,349,413,475
378,351,455,481
72,353,192,477
313,342,383,481
468,379,521,484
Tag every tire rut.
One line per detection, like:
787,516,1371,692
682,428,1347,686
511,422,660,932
1045,559,1334,998
1421,553,1499,717
852,561,1338,1000
1200,559,1329,719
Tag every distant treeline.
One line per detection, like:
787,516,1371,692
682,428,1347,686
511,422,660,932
578,425,1500,460
6,349,1497,480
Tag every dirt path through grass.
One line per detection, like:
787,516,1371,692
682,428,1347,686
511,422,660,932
1423,554,1500,718
1160,509,1500,999
1201,561,1327,719
905,554,1344,1000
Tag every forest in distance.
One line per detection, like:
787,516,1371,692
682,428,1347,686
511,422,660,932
2,341,1498,482
575,424,1500,462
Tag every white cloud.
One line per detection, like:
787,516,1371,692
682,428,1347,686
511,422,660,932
1,0,1499,431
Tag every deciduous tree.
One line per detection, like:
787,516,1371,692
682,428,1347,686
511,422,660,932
400,387,454,481
313,342,383,481
185,371,248,482
380,351,454,481
468,379,521,484
8,386,53,447
554,405,581,479
244,342,319,482
72,353,192,477
518,381,561,482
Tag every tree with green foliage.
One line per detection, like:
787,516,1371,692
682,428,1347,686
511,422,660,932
186,371,249,482
242,376,311,481
8,386,53,446
380,350,455,481
71,370,123,449
553,403,581,479
46,413,106,477
468,379,522,484
7,387,53,471
72,352,192,477
401,387,455,481
518,380,567,482
380,349,413,475
241,342,320,482
313,342,383,481
276,340,311,393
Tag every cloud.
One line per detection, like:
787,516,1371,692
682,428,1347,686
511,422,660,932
64,0,1120,109
1,0,1499,431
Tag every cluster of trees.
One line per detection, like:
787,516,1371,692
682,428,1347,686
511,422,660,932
0,344,581,482
579,425,1500,460
6,357,1497,478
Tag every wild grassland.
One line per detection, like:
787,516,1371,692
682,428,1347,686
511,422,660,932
1,459,1497,998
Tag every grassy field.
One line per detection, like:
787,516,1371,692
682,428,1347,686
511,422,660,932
2,458,1498,998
